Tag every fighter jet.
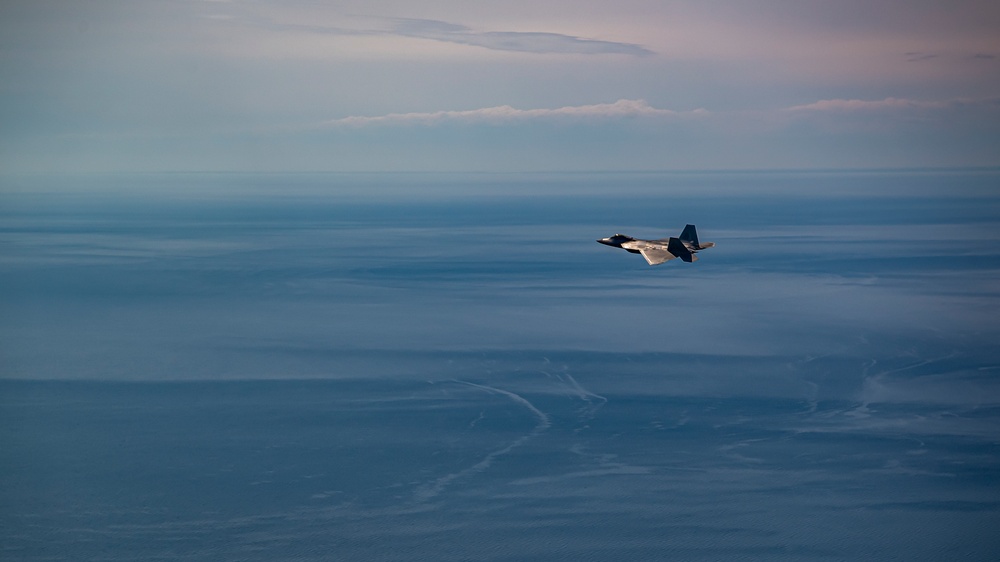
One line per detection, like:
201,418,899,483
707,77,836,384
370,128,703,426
597,224,715,265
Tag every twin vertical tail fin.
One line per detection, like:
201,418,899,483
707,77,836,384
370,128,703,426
667,237,696,262
679,224,699,247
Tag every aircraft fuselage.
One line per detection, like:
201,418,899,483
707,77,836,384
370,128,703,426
597,225,714,265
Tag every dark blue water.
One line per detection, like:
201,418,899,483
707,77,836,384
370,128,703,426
2,170,999,560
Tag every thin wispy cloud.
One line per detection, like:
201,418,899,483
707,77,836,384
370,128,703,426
213,11,651,57
329,96,1000,129
905,52,940,62
783,96,1000,112
390,18,654,56
904,51,999,63
785,97,946,112
207,11,376,38
325,99,706,127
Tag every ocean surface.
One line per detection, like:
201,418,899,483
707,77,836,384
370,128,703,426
2,170,999,560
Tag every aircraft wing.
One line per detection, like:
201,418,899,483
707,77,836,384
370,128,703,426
639,248,677,265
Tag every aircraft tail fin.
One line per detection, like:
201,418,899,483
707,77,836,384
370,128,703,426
679,224,699,246
667,237,696,262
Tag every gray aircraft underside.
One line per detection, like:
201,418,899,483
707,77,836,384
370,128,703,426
597,224,715,265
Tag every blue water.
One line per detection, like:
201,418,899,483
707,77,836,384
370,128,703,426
2,170,999,560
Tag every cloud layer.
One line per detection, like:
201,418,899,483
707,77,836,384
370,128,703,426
326,99,707,127
390,18,653,56
327,96,1000,128
234,13,652,57
784,97,1000,112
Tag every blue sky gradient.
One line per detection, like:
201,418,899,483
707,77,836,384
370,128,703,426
2,0,999,172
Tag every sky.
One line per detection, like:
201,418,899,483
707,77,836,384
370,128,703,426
1,0,999,172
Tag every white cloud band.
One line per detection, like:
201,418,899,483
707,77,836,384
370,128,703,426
784,97,997,112
326,99,708,127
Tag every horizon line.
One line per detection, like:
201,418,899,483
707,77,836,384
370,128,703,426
3,166,999,177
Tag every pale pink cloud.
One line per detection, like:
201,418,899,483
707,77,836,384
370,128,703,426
325,99,708,127
786,97,956,112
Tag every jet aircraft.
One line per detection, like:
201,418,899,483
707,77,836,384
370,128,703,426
597,224,715,265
